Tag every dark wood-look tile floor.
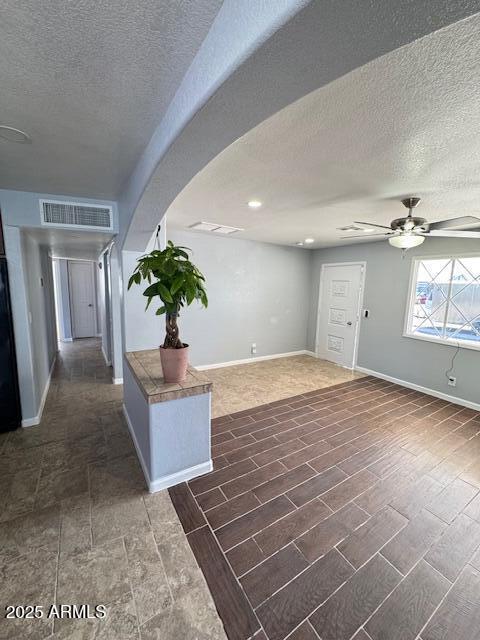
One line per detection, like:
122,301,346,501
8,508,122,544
170,376,480,640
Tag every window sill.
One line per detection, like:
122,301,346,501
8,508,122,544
403,332,480,352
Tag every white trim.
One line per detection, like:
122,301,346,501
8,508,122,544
101,344,111,366
148,461,213,493
122,404,212,492
315,261,366,369
112,377,123,385
402,331,480,352
61,337,73,343
404,255,480,353
39,198,113,231
68,260,97,339
355,365,480,411
22,355,56,427
122,403,151,488
196,350,316,371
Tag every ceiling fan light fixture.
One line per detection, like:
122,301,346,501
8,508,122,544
388,233,425,249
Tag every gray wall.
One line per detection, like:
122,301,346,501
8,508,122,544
309,238,480,406
98,252,111,364
0,188,118,420
21,231,57,414
3,226,37,420
123,230,313,366
53,259,73,341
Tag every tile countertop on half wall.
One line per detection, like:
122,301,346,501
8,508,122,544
124,349,213,404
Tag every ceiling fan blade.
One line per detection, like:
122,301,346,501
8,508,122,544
354,221,392,230
427,229,480,239
428,216,480,230
341,233,389,238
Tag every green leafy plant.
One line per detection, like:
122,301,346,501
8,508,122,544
128,241,208,349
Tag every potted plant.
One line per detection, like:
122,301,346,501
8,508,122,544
128,240,208,383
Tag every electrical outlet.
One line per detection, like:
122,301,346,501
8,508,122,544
447,376,457,387
251,343,257,355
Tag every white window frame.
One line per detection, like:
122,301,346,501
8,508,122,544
404,252,480,352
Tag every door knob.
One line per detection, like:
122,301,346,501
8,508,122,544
88,304,93,307
346,321,352,326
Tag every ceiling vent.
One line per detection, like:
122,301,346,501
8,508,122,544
40,199,113,231
337,224,365,232
189,221,243,235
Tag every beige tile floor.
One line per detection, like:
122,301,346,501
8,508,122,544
0,339,226,640
209,354,364,417
0,341,363,639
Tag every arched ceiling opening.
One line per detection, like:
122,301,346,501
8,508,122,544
167,13,480,249
124,0,480,251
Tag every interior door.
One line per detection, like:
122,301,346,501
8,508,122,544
68,261,96,338
317,263,364,368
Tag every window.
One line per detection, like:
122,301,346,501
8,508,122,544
405,256,480,349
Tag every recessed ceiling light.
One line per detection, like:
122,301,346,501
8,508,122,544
304,238,315,244
0,125,31,144
295,241,304,246
247,200,262,209
362,228,370,233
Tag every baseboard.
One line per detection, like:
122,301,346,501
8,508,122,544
196,349,317,371
122,403,152,490
61,337,73,343
22,355,56,427
122,404,212,492
355,366,480,412
112,377,123,385
148,461,213,493
101,344,112,367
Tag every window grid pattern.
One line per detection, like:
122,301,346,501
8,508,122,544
408,257,480,346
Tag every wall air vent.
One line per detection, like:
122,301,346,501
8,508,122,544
189,221,243,235
40,199,113,231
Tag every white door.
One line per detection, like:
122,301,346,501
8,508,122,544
69,261,97,338
316,263,365,368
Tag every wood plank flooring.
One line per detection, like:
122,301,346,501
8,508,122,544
169,375,480,640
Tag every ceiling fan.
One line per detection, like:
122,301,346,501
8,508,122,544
343,197,480,249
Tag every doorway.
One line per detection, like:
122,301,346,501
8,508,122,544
68,261,97,339
316,262,365,369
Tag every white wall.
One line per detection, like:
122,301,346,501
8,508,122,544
309,238,480,407
123,229,313,366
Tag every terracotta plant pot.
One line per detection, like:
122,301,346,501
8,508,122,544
159,344,189,383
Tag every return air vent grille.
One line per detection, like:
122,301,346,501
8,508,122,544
189,221,243,235
40,200,113,230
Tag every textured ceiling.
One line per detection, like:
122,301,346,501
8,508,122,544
24,227,114,260
0,0,222,198
167,14,480,249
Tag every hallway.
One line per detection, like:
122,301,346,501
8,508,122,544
0,339,225,640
